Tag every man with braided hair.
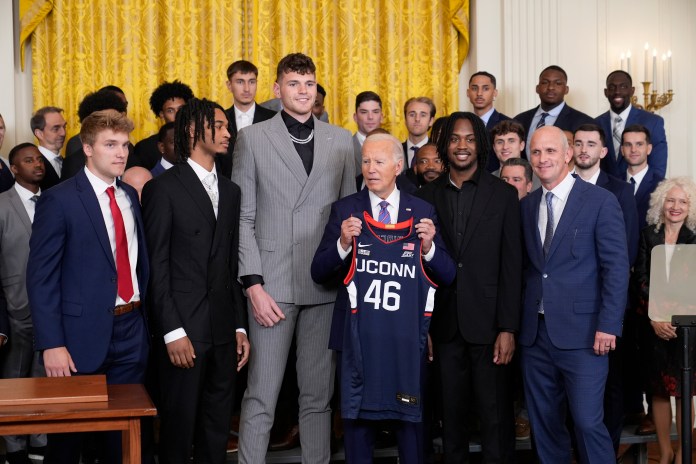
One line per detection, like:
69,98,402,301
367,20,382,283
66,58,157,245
417,112,522,463
143,97,249,464
135,80,195,170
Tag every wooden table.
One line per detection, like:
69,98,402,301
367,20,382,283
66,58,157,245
0,382,156,464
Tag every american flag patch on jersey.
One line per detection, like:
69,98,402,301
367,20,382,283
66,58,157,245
402,243,415,251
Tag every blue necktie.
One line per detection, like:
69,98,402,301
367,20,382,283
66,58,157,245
536,112,550,129
378,201,391,224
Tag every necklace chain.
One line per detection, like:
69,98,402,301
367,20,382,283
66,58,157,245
289,130,314,145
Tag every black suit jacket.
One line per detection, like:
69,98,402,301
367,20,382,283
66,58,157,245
484,109,512,173
40,155,61,190
596,170,640,265
219,103,277,178
417,170,522,344
0,159,14,193
634,168,664,231
133,134,160,171
514,103,594,158
141,163,247,344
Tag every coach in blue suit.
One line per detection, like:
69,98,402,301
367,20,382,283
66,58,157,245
27,110,149,464
520,126,629,464
311,133,455,464
596,71,668,179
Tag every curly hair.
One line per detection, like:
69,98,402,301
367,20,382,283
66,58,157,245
646,177,696,232
149,80,195,117
276,53,316,81
77,90,128,123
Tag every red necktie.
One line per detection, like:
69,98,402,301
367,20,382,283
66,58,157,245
106,186,134,302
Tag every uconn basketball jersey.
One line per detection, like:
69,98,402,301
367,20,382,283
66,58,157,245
341,211,436,422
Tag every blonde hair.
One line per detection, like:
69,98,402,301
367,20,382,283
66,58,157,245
646,176,696,232
80,109,133,146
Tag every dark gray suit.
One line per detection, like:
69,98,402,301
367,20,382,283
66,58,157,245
0,186,46,453
232,113,355,463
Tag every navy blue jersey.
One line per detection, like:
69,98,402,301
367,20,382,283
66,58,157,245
341,211,436,422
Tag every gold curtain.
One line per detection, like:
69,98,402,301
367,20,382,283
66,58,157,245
27,0,468,145
29,0,245,144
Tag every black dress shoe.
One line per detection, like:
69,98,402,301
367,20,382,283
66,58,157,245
6,450,32,464
268,424,300,451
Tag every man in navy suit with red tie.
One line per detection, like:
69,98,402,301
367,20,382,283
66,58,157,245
27,110,150,464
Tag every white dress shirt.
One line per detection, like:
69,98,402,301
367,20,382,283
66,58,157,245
538,172,575,241
479,107,495,127
83,167,140,305
38,145,62,177
13,183,41,223
234,103,256,131
337,187,436,261
158,158,174,171
405,136,429,167
610,105,632,157
626,165,649,194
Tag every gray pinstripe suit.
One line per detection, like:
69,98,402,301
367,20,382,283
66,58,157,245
231,112,355,463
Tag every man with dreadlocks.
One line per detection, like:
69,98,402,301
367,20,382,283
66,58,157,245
135,80,195,171
142,97,249,464
417,112,522,463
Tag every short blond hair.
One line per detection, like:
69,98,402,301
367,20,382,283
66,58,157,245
80,109,133,146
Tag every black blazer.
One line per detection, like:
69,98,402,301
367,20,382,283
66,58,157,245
596,170,640,265
514,103,594,158
133,134,160,171
635,168,664,230
40,156,61,190
632,224,696,310
219,103,277,178
417,170,522,344
141,162,247,344
484,109,512,173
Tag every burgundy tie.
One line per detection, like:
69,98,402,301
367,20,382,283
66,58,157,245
106,186,134,302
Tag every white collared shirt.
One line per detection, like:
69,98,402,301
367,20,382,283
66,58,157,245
527,102,566,147
83,167,140,305
406,136,429,167
571,168,601,186
627,165,649,194
38,145,62,177
538,172,575,241
14,183,40,223
355,131,367,146
610,105,632,155
337,187,435,261
234,103,256,131
479,107,496,127
159,158,174,171
187,158,218,218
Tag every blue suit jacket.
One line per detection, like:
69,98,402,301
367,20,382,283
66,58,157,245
27,169,149,373
311,188,456,351
519,178,629,349
514,103,594,158
596,107,668,178
596,170,639,265
150,160,167,177
484,109,512,173
633,167,664,231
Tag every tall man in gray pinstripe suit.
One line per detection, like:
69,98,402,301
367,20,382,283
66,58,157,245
232,53,356,463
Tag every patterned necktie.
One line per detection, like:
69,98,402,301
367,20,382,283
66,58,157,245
377,201,391,224
106,186,134,303
543,191,554,258
613,116,623,159
536,112,550,129
202,172,218,211
30,195,39,203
